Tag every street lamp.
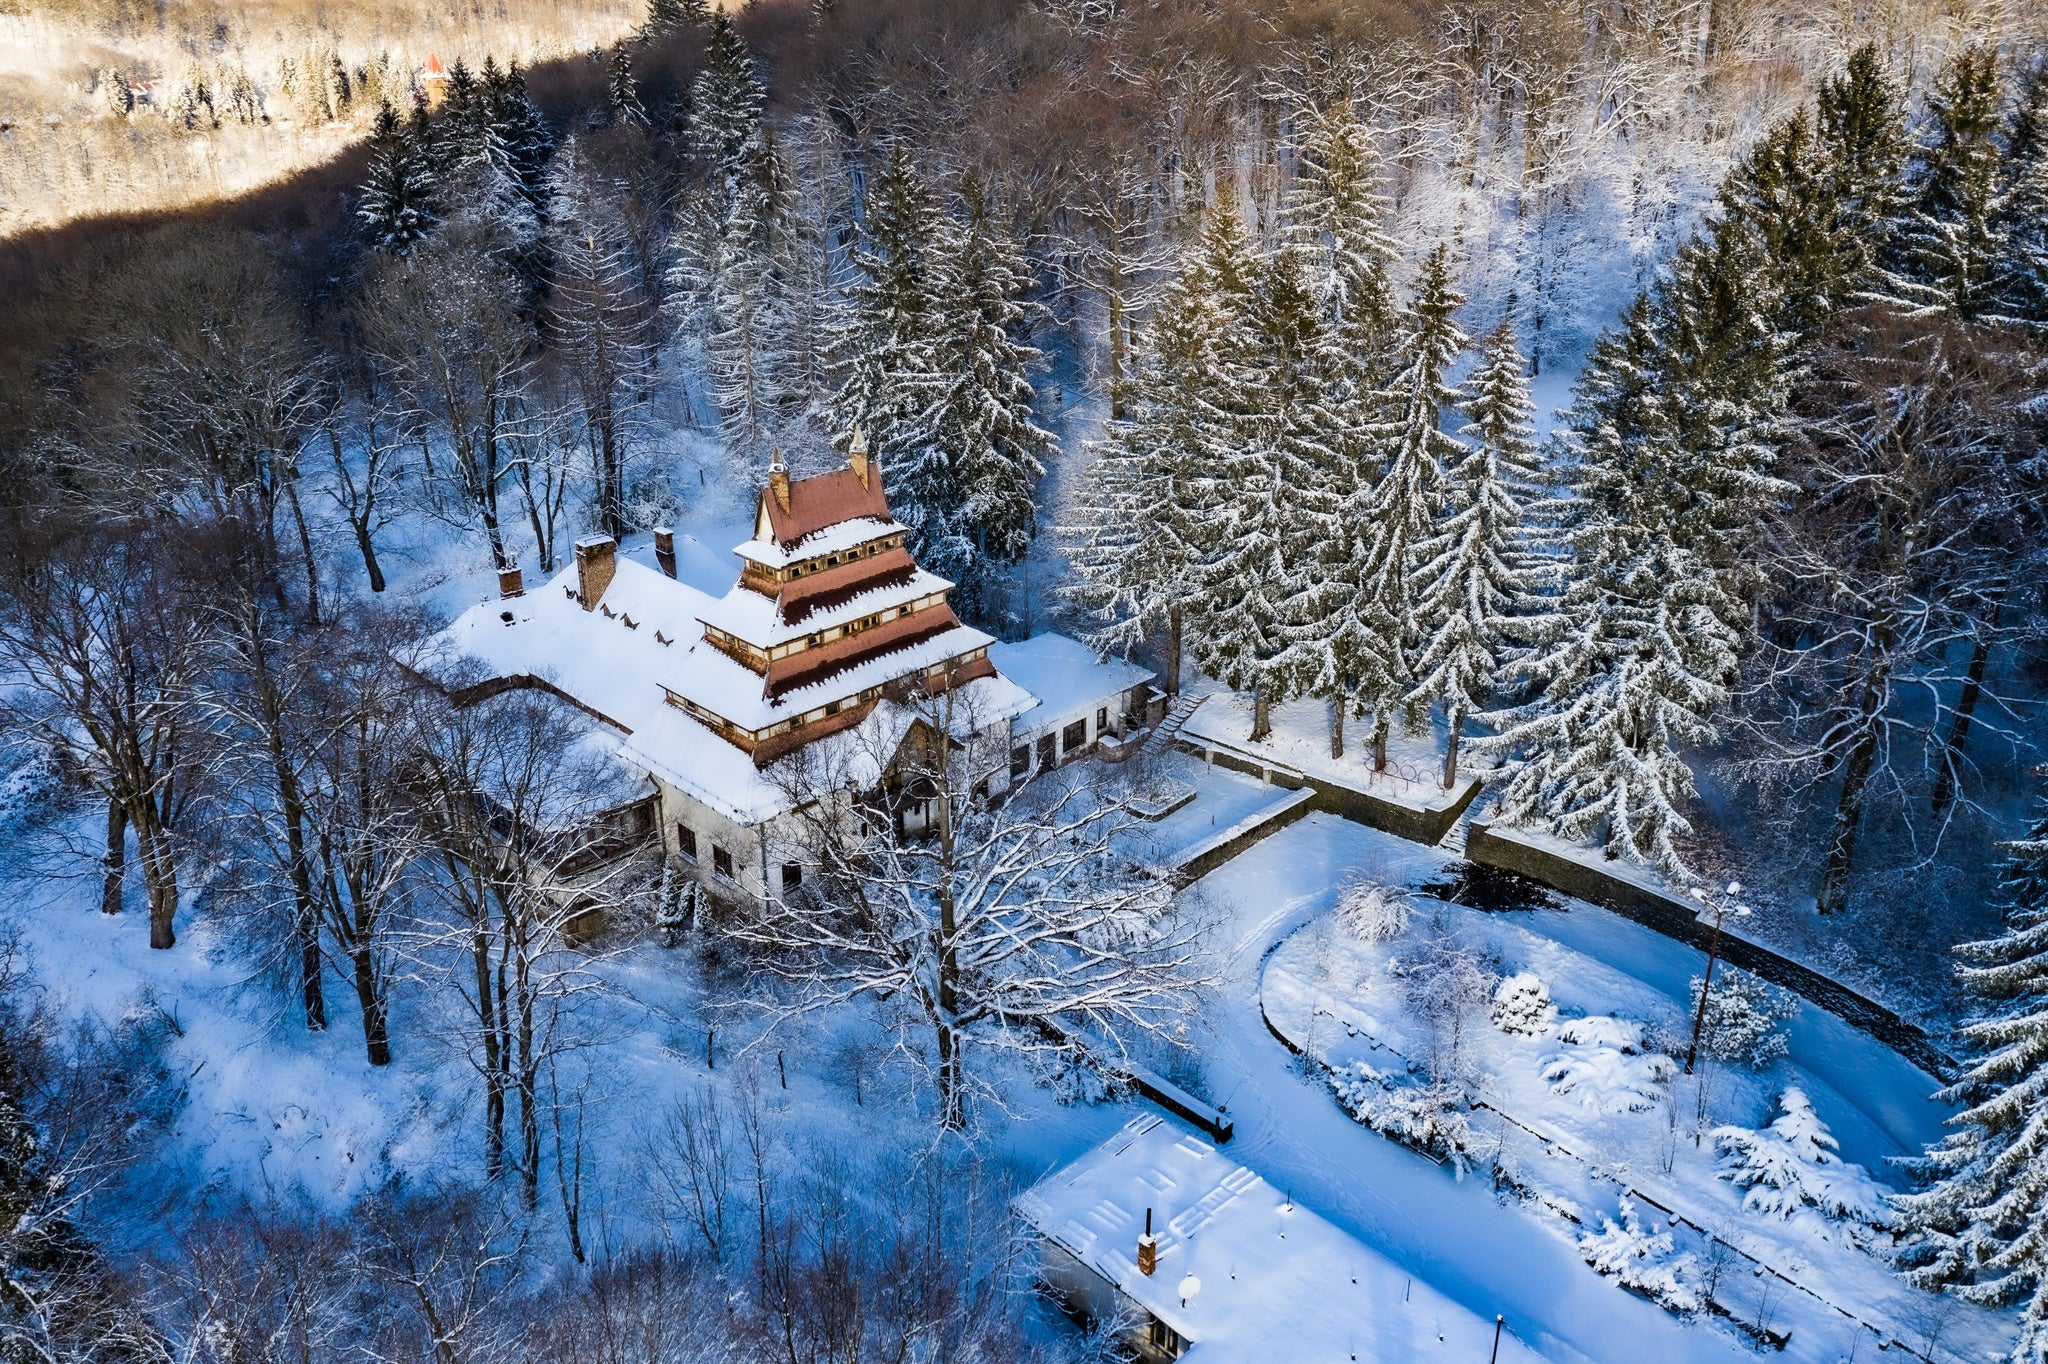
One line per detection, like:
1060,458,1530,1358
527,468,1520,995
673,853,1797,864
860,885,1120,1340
1684,880,1752,1076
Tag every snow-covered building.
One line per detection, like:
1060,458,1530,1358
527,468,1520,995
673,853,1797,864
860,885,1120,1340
423,438,1154,905
1017,1115,1546,1363
991,632,1154,777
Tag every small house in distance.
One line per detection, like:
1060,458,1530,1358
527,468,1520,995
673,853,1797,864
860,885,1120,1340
1017,1115,1548,1363
422,437,1156,907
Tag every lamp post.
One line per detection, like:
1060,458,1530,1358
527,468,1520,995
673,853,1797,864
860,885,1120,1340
1684,881,1751,1076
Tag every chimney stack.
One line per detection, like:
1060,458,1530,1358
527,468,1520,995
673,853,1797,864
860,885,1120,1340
1137,1208,1157,1276
849,427,871,488
768,449,791,512
574,535,617,610
653,526,677,579
498,566,525,598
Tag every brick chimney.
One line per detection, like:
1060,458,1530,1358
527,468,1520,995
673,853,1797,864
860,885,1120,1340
498,566,525,598
653,526,677,579
574,535,617,610
849,426,871,488
768,448,791,512
1137,1208,1157,1276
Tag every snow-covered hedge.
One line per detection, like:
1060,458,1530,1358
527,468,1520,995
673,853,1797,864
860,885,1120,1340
1330,1062,1479,1175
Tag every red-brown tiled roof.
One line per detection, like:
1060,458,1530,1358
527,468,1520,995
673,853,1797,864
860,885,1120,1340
763,607,963,701
423,53,449,80
775,547,919,626
762,464,892,551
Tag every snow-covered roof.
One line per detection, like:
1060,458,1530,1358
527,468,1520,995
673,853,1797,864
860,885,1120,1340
1016,1116,1547,1364
697,564,956,648
733,516,906,570
989,634,1153,732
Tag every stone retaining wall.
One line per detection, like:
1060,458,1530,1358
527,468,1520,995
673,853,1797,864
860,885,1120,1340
1175,740,1480,846
1464,822,1953,1078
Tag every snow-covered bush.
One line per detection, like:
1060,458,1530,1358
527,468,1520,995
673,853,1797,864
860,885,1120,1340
1394,922,1499,1082
1336,876,1412,944
1542,1016,1674,1113
1492,973,1557,1036
1712,1087,1892,1235
1578,1198,1703,1313
1330,1062,1479,1175
1688,967,1798,1067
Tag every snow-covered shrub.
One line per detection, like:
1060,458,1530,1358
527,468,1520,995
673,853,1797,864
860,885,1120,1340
1492,973,1557,1037
1712,1087,1892,1235
1394,922,1499,1082
1336,876,1412,944
1688,967,1798,1067
1543,1016,1674,1113
0,744,60,828
1578,1198,1703,1313
1330,1062,1479,1175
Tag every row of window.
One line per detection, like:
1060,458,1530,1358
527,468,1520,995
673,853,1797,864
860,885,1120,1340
676,825,803,893
1011,706,1115,778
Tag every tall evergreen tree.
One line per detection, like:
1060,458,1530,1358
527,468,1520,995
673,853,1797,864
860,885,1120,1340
1874,45,2008,319
1895,804,2048,1361
1994,65,2048,327
1352,243,1468,769
358,101,435,255
690,14,766,203
1408,321,1544,788
1285,98,1402,394
832,144,946,538
607,43,646,128
641,0,707,39
1062,230,1237,695
928,173,1055,615
667,15,767,343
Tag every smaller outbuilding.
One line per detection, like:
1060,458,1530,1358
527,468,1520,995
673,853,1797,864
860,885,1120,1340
1016,1115,1548,1363
989,633,1155,780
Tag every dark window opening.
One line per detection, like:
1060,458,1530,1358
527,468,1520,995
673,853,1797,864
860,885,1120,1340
1147,1316,1185,1357
1011,745,1030,779
1096,706,1109,732
1062,719,1087,754
781,863,803,893
712,846,734,880
678,826,697,862
1036,734,1055,771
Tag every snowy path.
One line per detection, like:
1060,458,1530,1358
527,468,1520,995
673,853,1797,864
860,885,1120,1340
1187,813,1774,1364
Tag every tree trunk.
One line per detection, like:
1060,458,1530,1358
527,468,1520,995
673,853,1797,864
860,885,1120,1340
1443,707,1463,789
1931,630,1994,818
134,803,178,949
1817,725,1879,915
352,943,392,1067
472,916,505,1178
1330,693,1346,760
283,479,320,629
353,517,388,593
1165,601,1183,697
1372,711,1390,773
101,794,126,916
1250,690,1272,743
244,591,325,1031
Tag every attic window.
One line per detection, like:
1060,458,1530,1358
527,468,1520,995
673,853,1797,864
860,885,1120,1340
601,605,616,619
499,611,514,624
655,630,671,645
621,614,638,630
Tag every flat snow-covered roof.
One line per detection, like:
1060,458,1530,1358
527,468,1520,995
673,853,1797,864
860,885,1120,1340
1016,1116,1548,1363
989,634,1152,733
734,516,906,569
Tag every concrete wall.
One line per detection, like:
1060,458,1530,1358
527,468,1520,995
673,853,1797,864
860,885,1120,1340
1178,742,1480,846
1463,822,1953,1078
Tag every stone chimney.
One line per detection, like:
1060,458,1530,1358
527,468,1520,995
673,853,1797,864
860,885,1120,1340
849,427,871,488
653,526,677,579
1137,1208,1157,1276
768,448,791,512
498,566,525,598
574,535,617,611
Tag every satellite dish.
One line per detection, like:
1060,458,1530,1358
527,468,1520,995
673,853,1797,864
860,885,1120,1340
1178,1273,1202,1307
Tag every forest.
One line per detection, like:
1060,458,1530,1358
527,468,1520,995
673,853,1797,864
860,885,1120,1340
1,0,2047,1357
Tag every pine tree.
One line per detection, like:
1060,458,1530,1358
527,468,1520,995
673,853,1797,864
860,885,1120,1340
1873,45,2008,319
928,173,1055,617
358,101,436,256
607,43,647,128
487,60,554,227
689,14,766,205
667,15,767,342
831,144,946,545
642,0,706,39
1285,98,1402,394
1408,320,1543,787
1062,232,1235,696
1352,243,1467,770
705,142,790,468
1993,65,2048,327
1894,807,2048,1359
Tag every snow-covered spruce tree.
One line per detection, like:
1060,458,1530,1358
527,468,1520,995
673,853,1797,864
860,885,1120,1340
642,0,707,38
1284,97,1402,397
1993,65,2048,328
1408,320,1544,788
927,173,1054,620
1191,240,1337,743
832,144,949,554
1870,44,2008,321
688,14,765,208
1714,1087,1890,1228
1484,224,1788,880
483,59,554,233
606,43,646,128
547,138,651,542
1352,243,1467,771
1061,231,1236,695
358,101,435,256
1894,804,2048,1359
1688,966,1797,1067
702,140,798,469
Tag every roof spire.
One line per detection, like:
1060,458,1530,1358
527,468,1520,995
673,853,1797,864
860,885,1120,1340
768,446,791,511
